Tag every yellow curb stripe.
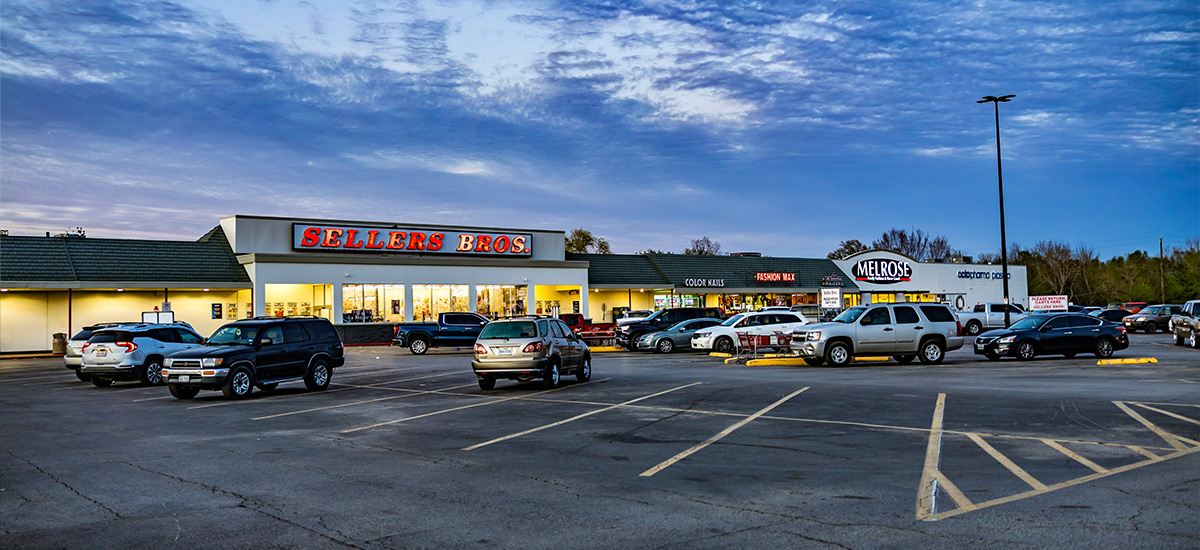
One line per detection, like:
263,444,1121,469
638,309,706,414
1114,401,1189,451
708,352,733,358
1096,358,1157,365
1043,439,1108,473
853,356,891,362
589,346,626,352
745,358,810,367
966,433,1049,491
723,357,742,364
639,387,809,477
915,393,947,520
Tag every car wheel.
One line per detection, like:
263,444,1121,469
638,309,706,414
825,342,851,367
1174,331,1184,346
656,339,675,354
74,369,88,382
542,361,560,389
409,337,430,355
139,358,165,386
1016,341,1037,361
90,377,113,387
1145,323,1157,334
966,321,983,336
1094,337,1115,358
893,354,916,364
918,340,945,365
985,353,1001,361
169,384,200,399
1191,332,1200,349
304,359,331,391
477,377,496,390
803,358,825,366
627,333,646,351
714,337,734,354
222,367,253,399
576,355,592,382
257,383,279,391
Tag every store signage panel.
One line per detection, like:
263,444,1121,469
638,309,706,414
820,288,841,309
292,224,532,256
957,269,1011,280
1029,295,1069,311
822,273,846,287
683,278,725,287
852,258,911,284
754,272,796,282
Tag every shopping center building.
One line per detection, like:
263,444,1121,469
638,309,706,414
0,215,1027,353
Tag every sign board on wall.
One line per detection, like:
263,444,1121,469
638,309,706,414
292,224,532,257
820,288,841,309
852,258,912,284
683,278,725,288
754,272,796,282
1029,295,1069,311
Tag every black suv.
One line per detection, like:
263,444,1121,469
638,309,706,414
161,317,345,399
614,307,723,350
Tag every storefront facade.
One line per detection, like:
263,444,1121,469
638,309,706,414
833,250,1029,311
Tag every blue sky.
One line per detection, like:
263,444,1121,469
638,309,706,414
2,0,1196,260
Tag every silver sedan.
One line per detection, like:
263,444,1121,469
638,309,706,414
635,318,724,353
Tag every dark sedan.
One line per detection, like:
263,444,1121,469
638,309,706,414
1122,304,1182,334
973,313,1129,361
1091,308,1133,323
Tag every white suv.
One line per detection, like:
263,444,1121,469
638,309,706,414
80,323,205,387
691,311,808,354
790,303,964,366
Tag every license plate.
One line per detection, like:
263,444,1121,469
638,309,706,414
95,349,108,357
494,347,514,356
179,375,191,382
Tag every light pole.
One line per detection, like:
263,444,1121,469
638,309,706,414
977,94,1015,327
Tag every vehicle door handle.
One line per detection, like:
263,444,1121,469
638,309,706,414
914,326,924,330
1064,331,1073,334
884,328,893,332
1092,329,1100,332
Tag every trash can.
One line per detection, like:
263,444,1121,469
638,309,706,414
52,333,68,355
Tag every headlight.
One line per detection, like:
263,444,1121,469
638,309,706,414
998,336,1016,343
164,358,174,367
201,357,224,367
694,331,710,338
807,331,821,341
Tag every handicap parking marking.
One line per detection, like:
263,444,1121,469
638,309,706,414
185,371,465,409
639,387,809,477
462,382,703,451
253,382,480,420
339,378,611,434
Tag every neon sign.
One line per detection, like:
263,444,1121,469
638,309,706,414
292,224,532,256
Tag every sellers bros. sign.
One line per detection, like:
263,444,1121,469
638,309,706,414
293,224,532,256
852,258,912,284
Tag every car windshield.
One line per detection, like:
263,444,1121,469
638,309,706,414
207,325,259,345
479,321,537,339
719,314,748,327
88,330,133,343
831,307,867,323
1008,317,1044,330
1141,306,1162,315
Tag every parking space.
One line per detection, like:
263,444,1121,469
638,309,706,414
2,335,1197,548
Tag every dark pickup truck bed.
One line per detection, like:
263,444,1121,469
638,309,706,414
392,312,489,354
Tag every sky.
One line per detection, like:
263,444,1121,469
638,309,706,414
1,0,1197,260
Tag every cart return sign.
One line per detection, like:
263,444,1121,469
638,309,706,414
1029,295,1069,311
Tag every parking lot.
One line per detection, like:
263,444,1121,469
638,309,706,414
2,334,1197,549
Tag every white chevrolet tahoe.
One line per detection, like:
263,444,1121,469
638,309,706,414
789,303,964,366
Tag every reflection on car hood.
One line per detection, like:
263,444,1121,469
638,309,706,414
167,345,249,359
794,321,838,332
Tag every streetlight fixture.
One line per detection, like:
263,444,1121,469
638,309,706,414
977,94,1015,327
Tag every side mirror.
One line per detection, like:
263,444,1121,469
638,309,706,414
860,318,872,326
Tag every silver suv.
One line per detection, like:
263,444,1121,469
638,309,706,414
80,323,205,387
471,317,591,390
790,303,964,366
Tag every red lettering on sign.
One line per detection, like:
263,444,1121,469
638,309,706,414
493,235,510,253
427,233,444,251
364,230,385,249
300,227,320,247
407,232,426,250
475,235,492,252
387,232,406,249
322,228,343,247
511,236,527,254
343,229,364,248
457,234,475,251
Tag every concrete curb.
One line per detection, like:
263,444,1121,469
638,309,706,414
1096,357,1157,365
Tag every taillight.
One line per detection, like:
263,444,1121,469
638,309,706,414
473,343,486,354
956,321,963,336
1116,326,1127,334
393,326,399,335
116,341,138,353
82,343,91,350
523,341,544,353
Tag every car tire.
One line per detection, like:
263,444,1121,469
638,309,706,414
139,358,165,386
656,339,675,354
803,358,825,366
169,384,200,399
1191,332,1200,349
627,333,646,351
90,377,113,387
576,355,592,382
257,383,279,391
1016,341,1037,361
477,377,496,390
542,361,560,389
74,369,88,382
985,353,1001,361
893,354,916,364
409,337,430,355
304,359,331,391
825,342,852,367
918,340,945,365
1094,337,1115,358
222,366,253,399
966,321,983,336
1145,323,1157,334
714,337,734,354
1174,331,1184,346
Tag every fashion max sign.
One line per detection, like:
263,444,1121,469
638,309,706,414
852,258,912,284
292,224,532,256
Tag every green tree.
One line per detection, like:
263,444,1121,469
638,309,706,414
683,236,722,255
827,239,868,260
564,228,611,254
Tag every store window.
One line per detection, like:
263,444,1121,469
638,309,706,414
412,284,469,322
653,294,701,308
342,284,405,323
476,285,525,319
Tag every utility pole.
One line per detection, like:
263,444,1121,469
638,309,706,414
1160,237,1165,304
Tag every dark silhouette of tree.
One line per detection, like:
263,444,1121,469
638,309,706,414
827,239,868,260
564,228,611,254
683,236,722,255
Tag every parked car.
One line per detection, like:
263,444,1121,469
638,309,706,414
471,317,590,390
634,318,724,353
1122,304,1182,334
1171,300,1200,348
162,317,345,399
614,307,723,350
973,313,1128,361
789,303,963,366
64,322,132,381
80,323,205,387
958,302,1028,336
691,311,808,354
1106,301,1148,314
392,312,490,354
615,310,653,325
1091,309,1133,323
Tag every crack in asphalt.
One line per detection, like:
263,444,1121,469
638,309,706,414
3,449,123,520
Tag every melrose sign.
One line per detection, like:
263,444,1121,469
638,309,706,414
292,224,532,257
852,258,912,284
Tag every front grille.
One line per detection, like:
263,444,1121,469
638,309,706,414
171,360,203,369
975,337,994,345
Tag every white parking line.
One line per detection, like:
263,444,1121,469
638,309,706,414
186,371,463,409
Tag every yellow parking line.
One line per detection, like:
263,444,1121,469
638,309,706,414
1131,402,1200,427
1043,439,1108,473
1126,445,1160,460
915,393,946,520
340,379,609,434
133,395,175,402
463,383,702,451
254,383,478,420
1113,401,1190,450
186,371,462,409
934,471,974,510
966,433,1048,491
639,387,809,477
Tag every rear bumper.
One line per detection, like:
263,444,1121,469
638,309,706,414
79,364,139,380
471,357,549,376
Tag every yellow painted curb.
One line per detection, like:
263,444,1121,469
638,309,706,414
709,352,733,358
852,356,891,362
761,353,795,358
589,346,627,353
1097,358,1158,365
724,357,744,364
746,358,811,367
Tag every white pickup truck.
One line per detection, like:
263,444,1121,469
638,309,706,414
959,302,1028,336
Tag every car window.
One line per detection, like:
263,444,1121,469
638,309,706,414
776,314,800,324
557,321,575,337
283,323,309,343
1069,315,1101,328
861,308,891,326
919,305,955,323
536,320,550,336
262,326,283,344
89,330,133,343
1046,316,1070,329
479,322,537,339
71,330,94,341
693,320,718,330
177,329,204,344
151,328,179,343
303,320,338,341
894,306,920,324
549,321,566,338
